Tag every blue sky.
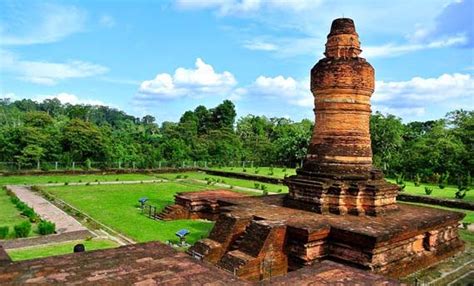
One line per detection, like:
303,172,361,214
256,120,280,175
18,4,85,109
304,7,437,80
1,0,473,123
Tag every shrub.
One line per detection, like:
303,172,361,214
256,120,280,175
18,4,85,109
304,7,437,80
260,185,267,191
424,187,433,195
262,190,268,196
395,173,404,185
184,175,188,179
282,168,287,172
277,189,282,193
399,183,406,192
64,182,69,186
438,172,449,189
176,175,182,179
38,220,56,235
14,221,31,238
10,196,20,205
455,185,470,200
78,179,82,183
414,174,421,187
242,168,247,172
0,226,9,239
86,182,90,186
254,183,260,189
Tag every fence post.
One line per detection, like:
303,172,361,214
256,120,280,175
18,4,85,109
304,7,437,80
72,162,75,170
204,161,207,168
55,162,58,170
118,161,122,169
251,161,254,168
159,161,162,169
182,161,185,168
132,162,136,169
37,160,40,170
242,161,245,169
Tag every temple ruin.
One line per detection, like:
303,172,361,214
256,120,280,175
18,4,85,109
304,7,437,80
188,18,465,281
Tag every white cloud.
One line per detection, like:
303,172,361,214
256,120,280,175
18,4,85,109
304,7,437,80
373,73,474,118
0,3,85,46
137,58,237,100
243,40,278,51
363,35,468,58
0,92,18,101
99,15,116,28
248,75,312,106
374,73,473,103
35,93,107,106
1,50,109,85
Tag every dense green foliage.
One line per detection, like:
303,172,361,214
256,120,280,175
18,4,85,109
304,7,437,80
38,220,56,235
14,221,31,238
0,226,9,239
1,98,472,184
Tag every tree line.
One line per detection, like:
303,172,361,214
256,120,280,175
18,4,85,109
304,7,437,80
0,98,472,184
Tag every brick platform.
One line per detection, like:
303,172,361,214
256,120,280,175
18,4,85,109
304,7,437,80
0,241,399,285
189,195,465,280
157,190,248,220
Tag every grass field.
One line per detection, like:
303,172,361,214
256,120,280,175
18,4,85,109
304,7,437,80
211,166,296,178
43,182,217,244
7,239,119,261
388,180,473,202
0,173,159,186
0,189,38,239
158,171,288,193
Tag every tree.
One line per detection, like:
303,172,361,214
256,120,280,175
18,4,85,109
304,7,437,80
370,112,404,174
61,119,108,162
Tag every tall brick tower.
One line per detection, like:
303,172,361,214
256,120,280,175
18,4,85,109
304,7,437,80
285,18,399,216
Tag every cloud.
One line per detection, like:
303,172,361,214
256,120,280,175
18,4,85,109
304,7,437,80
176,0,318,15
362,35,468,58
373,73,474,117
99,15,116,28
1,50,109,85
35,92,107,106
243,40,278,51
137,58,237,100
247,75,312,106
0,3,85,45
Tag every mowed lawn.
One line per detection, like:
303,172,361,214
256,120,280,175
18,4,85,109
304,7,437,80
158,171,288,193
0,173,159,186
388,180,474,202
44,182,217,244
210,167,296,179
7,239,119,261
0,189,37,239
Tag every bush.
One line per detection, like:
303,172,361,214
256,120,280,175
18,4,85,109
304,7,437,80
242,168,247,172
14,221,31,238
254,183,260,189
414,174,421,187
64,182,69,186
395,173,404,185
277,189,282,193
38,220,56,235
0,226,9,239
455,185,470,200
424,187,433,195
262,190,268,196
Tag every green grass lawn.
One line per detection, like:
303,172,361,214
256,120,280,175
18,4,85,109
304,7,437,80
43,182,217,244
0,173,160,186
158,171,288,193
210,166,296,178
0,189,38,239
7,239,119,261
388,179,473,202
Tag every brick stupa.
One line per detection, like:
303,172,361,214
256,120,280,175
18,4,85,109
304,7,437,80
188,18,465,282
284,18,399,216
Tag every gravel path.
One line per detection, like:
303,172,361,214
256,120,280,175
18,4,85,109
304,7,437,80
6,185,87,234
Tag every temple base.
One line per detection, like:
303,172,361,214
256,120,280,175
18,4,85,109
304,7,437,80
284,169,399,216
188,195,465,281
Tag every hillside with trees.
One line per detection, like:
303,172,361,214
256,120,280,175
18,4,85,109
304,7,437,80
0,98,472,185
